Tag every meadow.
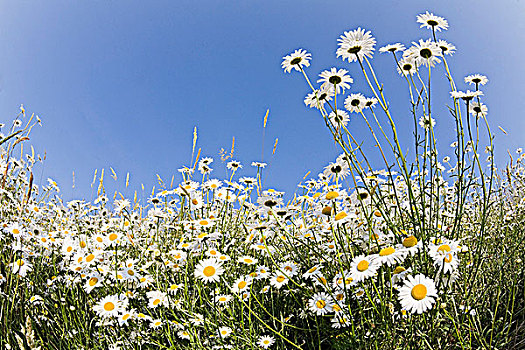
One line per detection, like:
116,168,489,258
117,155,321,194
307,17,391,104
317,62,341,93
0,11,524,350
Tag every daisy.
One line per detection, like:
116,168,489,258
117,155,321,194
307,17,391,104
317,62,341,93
238,255,258,265
469,102,488,117
215,294,232,304
450,90,483,101
344,93,366,113
194,258,224,283
11,258,32,277
218,326,232,339
416,11,449,32
433,250,459,274
437,39,456,56
281,49,312,73
150,319,163,329
349,255,379,282
328,110,350,127
304,87,334,109
232,276,252,293
419,115,435,129
398,274,438,314
405,39,442,67
253,265,270,280
85,273,103,293
396,57,418,76
379,43,405,53
465,74,488,86
227,160,242,171
93,295,122,318
269,272,289,289
317,68,353,94
257,335,275,349
374,246,406,267
331,313,351,328
336,27,376,63
280,261,299,277
147,290,168,308
308,292,334,315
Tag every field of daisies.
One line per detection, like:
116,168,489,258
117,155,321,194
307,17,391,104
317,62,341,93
1,11,524,350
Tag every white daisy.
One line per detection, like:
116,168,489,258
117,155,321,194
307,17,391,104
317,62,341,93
317,68,353,94
349,255,379,282
194,258,224,284
416,11,449,32
398,274,438,314
308,292,334,315
281,49,312,73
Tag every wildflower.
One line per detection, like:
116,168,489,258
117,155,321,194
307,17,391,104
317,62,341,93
147,290,168,308
379,43,405,53
416,11,449,32
218,326,232,338
150,319,163,329
251,161,267,168
405,39,442,67
269,272,289,289
465,74,488,86
469,102,488,117
396,57,418,76
257,335,275,349
419,115,435,129
93,295,122,318
227,160,242,171
281,49,312,73
317,68,353,94
194,258,224,283
308,292,334,315
398,274,438,314
215,294,232,304
374,246,406,267
344,93,366,113
232,276,252,293
11,259,32,277
349,255,379,282
437,39,456,56
450,90,483,101
304,87,334,109
336,27,376,63
328,110,350,127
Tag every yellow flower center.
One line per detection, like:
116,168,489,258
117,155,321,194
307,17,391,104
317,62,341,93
203,266,216,277
308,267,318,273
322,206,332,215
444,253,453,263
104,302,115,311
109,233,118,241
393,266,406,274
335,212,347,221
153,299,160,306
437,244,451,253
316,300,327,309
199,220,209,226
244,258,253,264
13,229,20,234
238,281,247,289
357,260,369,272
379,247,395,256
219,297,227,302
326,191,339,200
86,254,95,262
411,284,427,300
276,275,285,283
403,235,418,248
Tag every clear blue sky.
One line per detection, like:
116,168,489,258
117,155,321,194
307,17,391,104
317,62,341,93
1,1,524,200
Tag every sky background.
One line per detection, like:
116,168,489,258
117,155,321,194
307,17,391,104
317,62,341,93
0,0,524,201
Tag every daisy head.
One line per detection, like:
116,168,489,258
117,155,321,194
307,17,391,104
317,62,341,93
336,27,376,63
344,93,366,113
398,274,438,314
328,110,350,127
281,49,312,73
416,11,449,32
194,258,224,283
464,74,488,87
317,68,353,94
379,43,405,54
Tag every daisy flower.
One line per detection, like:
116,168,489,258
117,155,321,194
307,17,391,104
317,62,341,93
437,39,456,56
379,43,405,53
147,290,169,308
336,27,376,63
465,74,488,86
450,90,483,101
218,326,232,339
93,295,122,318
11,259,32,277
344,93,366,113
317,68,353,94
308,292,334,315
238,255,258,265
419,115,436,129
215,294,232,304
349,255,379,282
194,258,224,283
257,335,275,349
227,160,242,171
232,276,252,293
398,274,438,314
469,102,488,117
269,272,289,289
396,57,418,76
304,87,334,109
328,110,350,127
281,49,312,73
374,246,406,267
405,39,442,67
416,11,449,32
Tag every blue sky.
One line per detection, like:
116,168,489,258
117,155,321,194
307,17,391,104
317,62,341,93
0,1,524,201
